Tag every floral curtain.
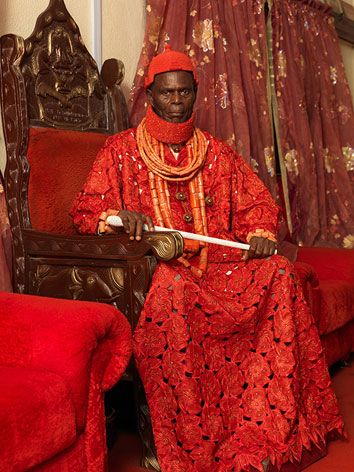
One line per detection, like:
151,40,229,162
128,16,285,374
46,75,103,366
0,174,12,291
271,0,354,247
129,0,278,198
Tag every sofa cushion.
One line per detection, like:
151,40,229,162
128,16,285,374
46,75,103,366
312,280,354,336
0,366,77,471
27,127,109,235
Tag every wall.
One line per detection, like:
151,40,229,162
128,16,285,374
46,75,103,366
340,41,354,102
340,0,354,101
0,0,145,92
0,0,91,46
102,0,145,98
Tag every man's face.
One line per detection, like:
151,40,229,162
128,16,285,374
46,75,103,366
147,70,196,123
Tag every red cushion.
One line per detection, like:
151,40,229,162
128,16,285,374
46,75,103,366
297,246,354,283
27,127,109,235
0,366,77,470
311,280,354,335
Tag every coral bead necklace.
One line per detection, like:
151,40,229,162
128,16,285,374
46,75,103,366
136,118,209,277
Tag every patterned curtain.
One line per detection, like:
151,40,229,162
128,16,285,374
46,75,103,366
129,0,278,198
129,0,354,248
271,0,354,247
0,174,12,291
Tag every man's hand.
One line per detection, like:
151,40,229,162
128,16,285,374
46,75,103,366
242,236,276,261
98,209,154,240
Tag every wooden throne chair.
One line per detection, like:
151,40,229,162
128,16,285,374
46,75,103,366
0,0,182,469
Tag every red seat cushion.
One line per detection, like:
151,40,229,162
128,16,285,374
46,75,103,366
0,366,77,471
27,127,109,235
312,280,354,336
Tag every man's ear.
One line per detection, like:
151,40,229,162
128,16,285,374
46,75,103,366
146,87,153,105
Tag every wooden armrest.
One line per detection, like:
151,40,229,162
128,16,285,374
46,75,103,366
23,229,184,262
21,229,184,327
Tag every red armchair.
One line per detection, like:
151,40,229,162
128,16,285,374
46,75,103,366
0,292,132,472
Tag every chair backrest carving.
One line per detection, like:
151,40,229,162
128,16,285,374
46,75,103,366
21,0,116,132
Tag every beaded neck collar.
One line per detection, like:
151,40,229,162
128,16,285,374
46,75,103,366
145,105,195,144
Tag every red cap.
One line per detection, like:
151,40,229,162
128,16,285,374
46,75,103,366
145,45,198,88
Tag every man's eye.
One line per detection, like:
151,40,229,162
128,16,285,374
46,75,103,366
161,90,170,96
181,89,191,96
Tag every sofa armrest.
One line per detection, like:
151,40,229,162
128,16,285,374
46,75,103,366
294,261,319,288
293,261,319,309
297,246,354,282
0,292,132,422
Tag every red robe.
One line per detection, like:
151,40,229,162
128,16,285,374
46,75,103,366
71,129,344,472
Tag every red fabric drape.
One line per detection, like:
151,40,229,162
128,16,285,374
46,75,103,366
129,0,278,197
0,174,12,291
271,0,354,247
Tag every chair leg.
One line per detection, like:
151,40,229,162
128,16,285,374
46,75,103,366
134,372,160,471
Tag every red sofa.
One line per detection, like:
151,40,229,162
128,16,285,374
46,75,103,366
0,292,132,472
295,247,354,366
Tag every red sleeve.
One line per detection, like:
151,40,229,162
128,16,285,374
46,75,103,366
231,151,280,242
70,135,123,234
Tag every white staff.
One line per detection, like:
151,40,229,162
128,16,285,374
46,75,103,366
106,215,252,251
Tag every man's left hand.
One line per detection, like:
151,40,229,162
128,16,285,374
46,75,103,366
242,236,276,260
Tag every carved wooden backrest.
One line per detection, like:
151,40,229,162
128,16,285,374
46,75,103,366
22,0,126,132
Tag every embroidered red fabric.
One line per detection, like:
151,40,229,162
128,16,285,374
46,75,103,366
71,129,344,471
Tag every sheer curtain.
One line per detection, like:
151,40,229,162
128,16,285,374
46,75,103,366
271,0,354,247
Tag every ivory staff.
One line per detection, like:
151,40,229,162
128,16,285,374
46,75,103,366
106,215,251,251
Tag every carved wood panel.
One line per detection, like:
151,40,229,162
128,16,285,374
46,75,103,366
27,258,127,305
0,34,30,292
22,0,112,131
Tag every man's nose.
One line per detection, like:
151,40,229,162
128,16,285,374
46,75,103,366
171,91,182,103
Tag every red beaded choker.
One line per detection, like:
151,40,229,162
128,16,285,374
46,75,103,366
145,105,195,144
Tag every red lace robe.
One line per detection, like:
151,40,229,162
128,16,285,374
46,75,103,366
71,129,344,472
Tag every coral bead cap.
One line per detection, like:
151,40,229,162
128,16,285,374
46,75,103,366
145,45,198,88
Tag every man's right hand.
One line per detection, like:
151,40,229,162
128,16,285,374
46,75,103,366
98,209,154,241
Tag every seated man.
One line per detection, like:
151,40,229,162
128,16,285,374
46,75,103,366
71,48,343,472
